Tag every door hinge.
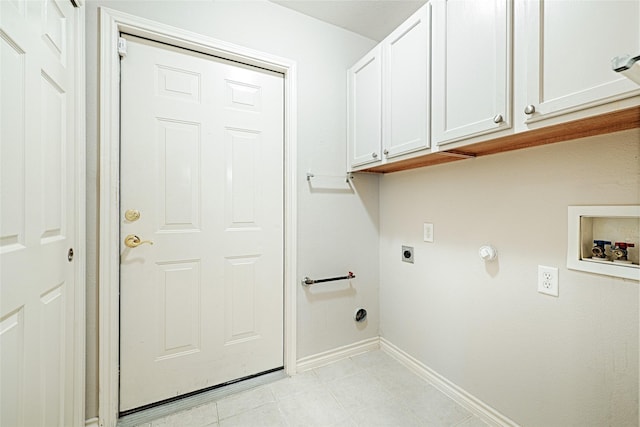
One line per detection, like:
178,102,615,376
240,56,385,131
118,37,127,58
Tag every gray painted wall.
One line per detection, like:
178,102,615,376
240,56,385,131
379,130,639,426
85,0,379,417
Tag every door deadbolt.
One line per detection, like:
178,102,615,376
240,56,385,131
124,209,141,222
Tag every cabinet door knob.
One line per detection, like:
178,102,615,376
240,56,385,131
371,152,378,158
493,114,503,124
524,104,536,115
383,149,389,156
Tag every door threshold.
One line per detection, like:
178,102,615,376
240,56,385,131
117,368,286,427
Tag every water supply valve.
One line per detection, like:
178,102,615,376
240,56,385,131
611,242,635,263
591,240,611,259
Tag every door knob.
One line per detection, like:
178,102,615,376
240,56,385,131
124,234,154,248
524,104,536,115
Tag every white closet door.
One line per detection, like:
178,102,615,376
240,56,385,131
1,1,80,426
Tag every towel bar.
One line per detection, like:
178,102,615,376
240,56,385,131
302,272,355,286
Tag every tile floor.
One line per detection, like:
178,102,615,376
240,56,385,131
131,350,489,427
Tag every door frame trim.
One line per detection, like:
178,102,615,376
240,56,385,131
98,8,298,426
72,3,87,426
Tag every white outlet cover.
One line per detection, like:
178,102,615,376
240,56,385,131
538,265,559,297
423,223,434,243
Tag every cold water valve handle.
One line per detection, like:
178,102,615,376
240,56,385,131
592,240,611,258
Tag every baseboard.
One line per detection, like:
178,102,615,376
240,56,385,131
296,336,380,372
85,417,99,427
380,337,519,427
108,333,513,426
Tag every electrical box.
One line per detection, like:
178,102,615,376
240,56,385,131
567,206,640,281
402,245,414,263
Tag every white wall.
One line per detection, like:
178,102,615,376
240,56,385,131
84,0,379,418
379,129,640,426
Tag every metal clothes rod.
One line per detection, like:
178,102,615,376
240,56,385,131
612,53,640,85
306,171,354,183
302,271,355,286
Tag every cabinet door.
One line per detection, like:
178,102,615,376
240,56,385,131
432,0,511,146
348,45,382,169
383,5,431,158
524,0,640,123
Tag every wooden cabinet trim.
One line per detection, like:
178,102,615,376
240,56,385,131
359,106,640,174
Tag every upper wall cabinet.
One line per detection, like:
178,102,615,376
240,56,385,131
348,45,383,168
523,0,640,123
383,5,431,159
348,5,430,171
432,0,512,147
347,0,640,174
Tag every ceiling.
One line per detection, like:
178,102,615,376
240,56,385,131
270,0,427,41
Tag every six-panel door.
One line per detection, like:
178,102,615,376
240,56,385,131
119,35,284,412
0,0,80,426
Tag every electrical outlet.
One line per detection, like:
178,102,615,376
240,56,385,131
538,265,559,297
423,223,434,242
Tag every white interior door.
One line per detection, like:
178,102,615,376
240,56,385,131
119,35,284,412
1,1,80,426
